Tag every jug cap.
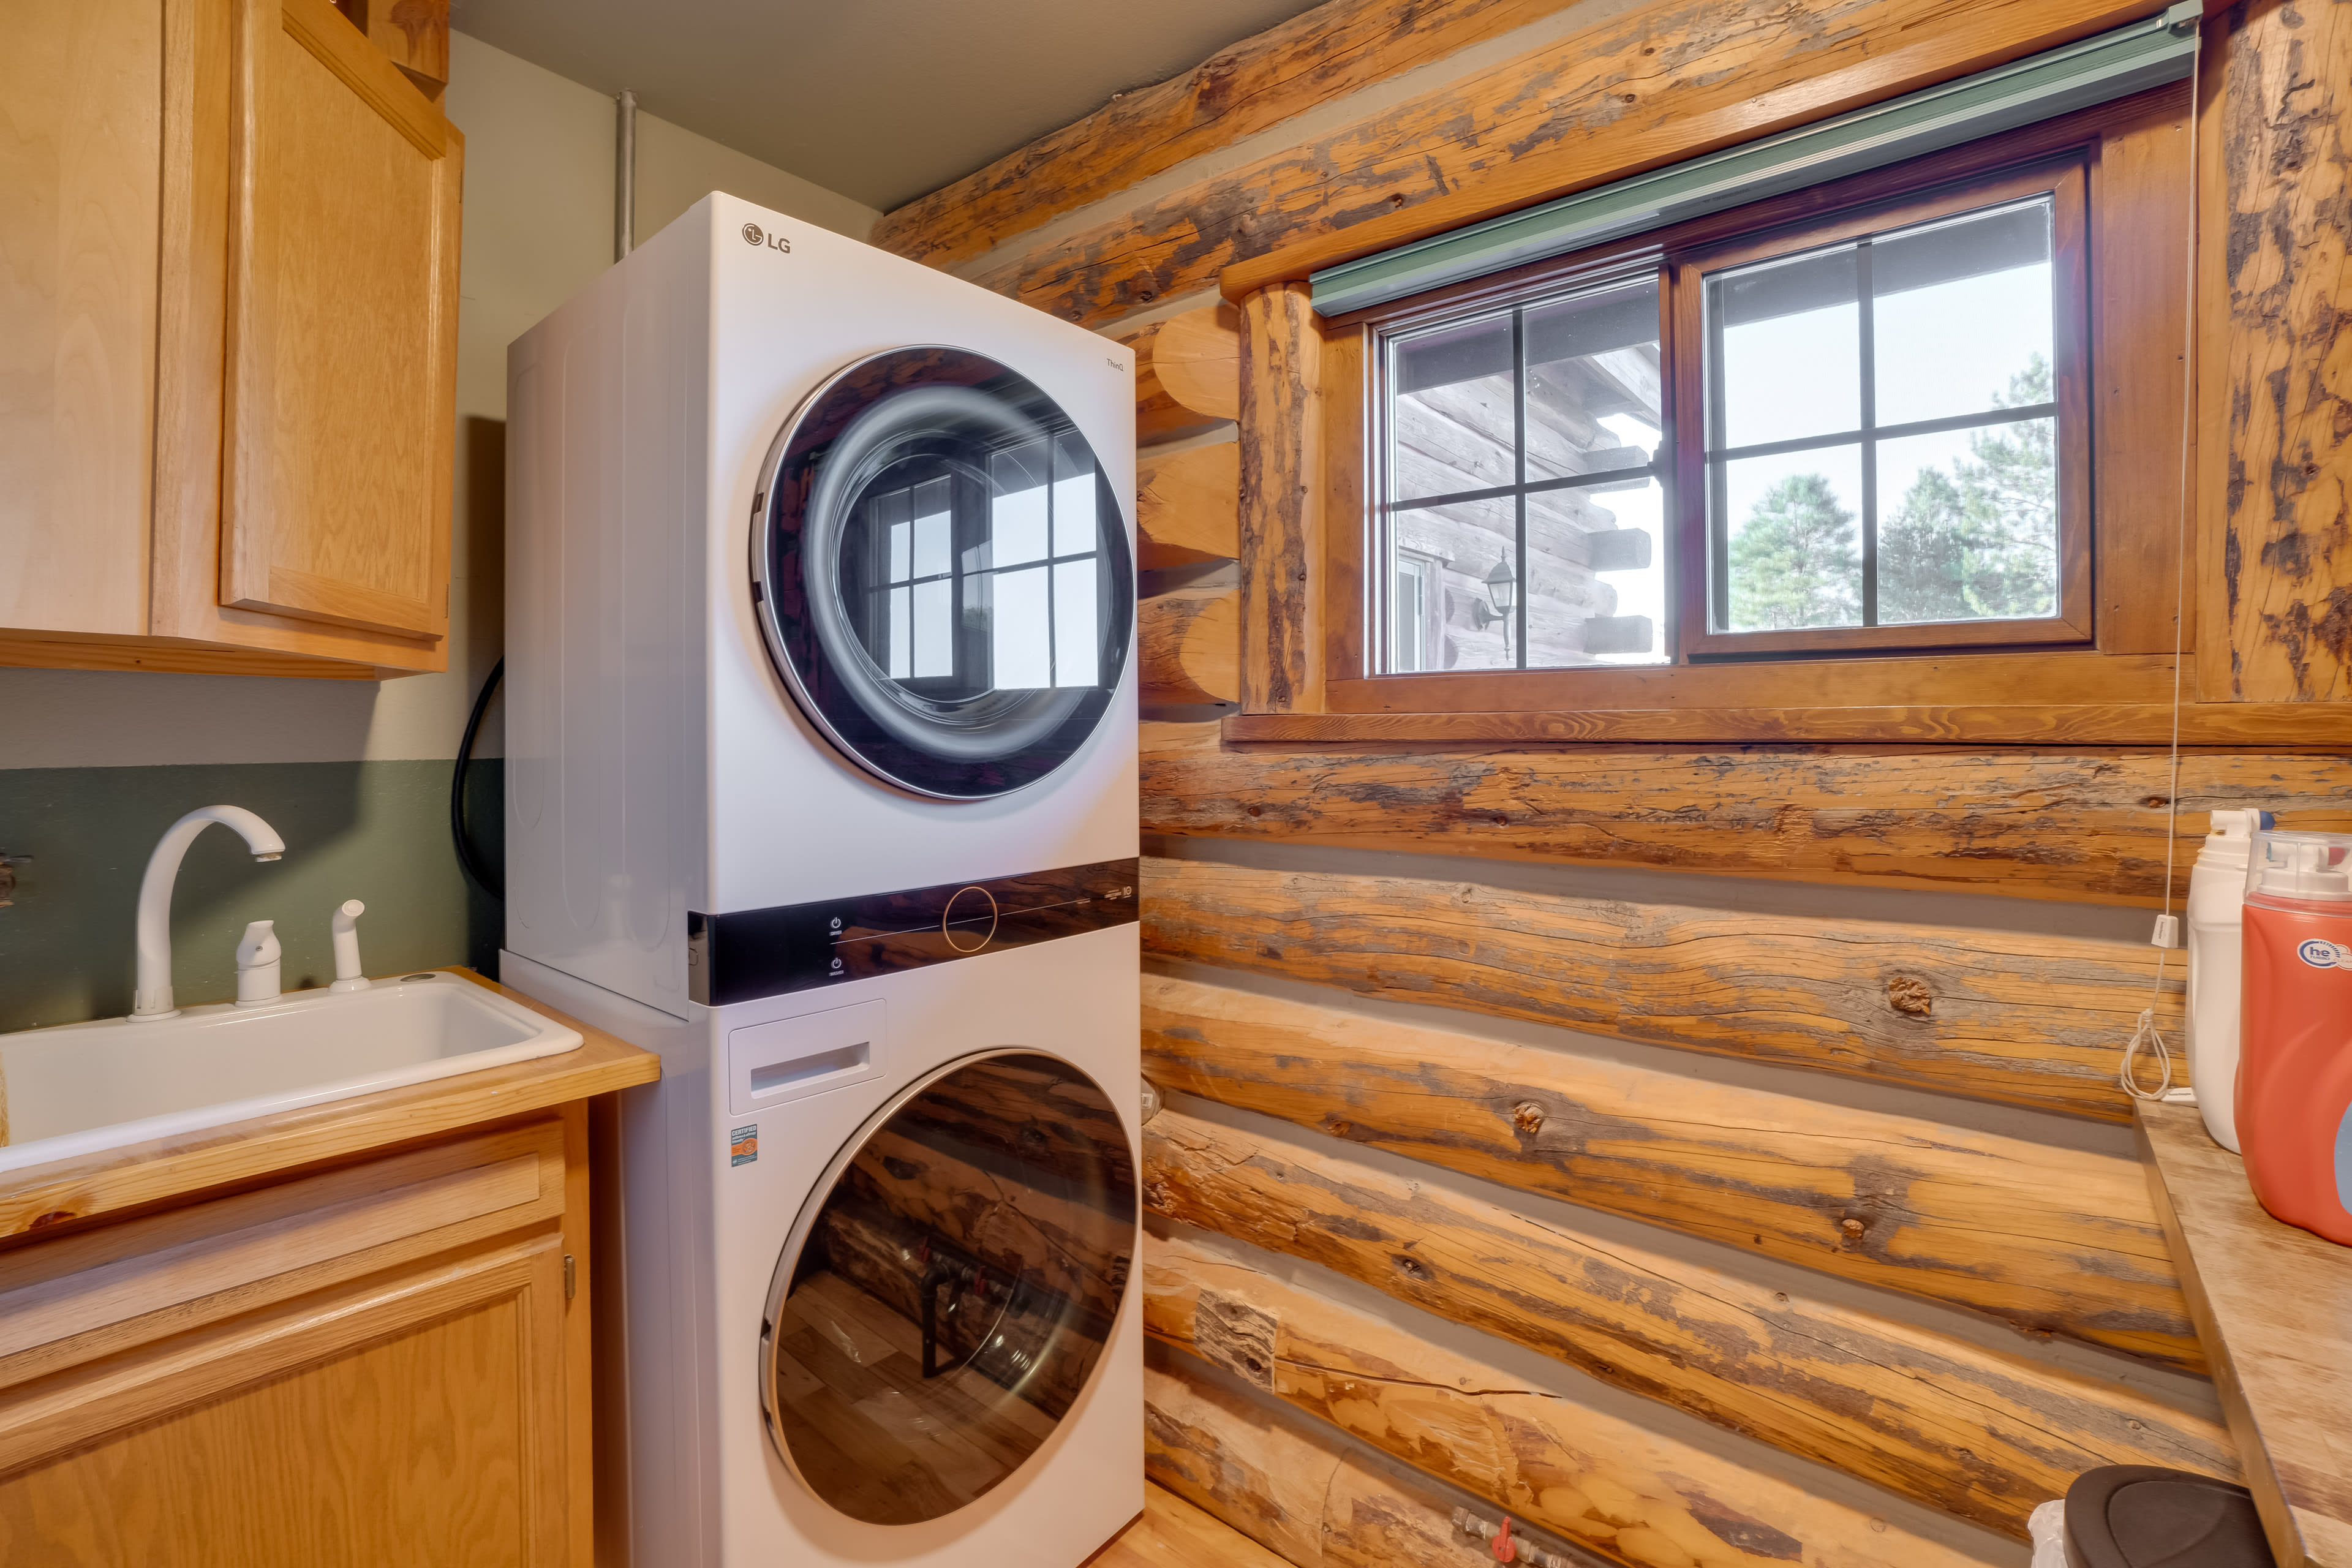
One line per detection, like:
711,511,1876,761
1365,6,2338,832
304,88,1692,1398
2198,808,2276,872
2245,829,2352,904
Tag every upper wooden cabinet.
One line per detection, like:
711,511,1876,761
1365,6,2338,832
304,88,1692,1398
0,0,461,679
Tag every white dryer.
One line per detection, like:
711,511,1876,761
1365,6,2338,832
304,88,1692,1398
500,193,1142,1568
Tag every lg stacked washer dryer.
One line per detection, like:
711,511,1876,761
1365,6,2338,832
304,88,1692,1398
500,193,1142,1568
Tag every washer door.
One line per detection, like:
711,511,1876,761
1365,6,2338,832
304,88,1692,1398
753,347,1135,800
759,1050,1137,1525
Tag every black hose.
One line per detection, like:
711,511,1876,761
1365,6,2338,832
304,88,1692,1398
452,657,505,902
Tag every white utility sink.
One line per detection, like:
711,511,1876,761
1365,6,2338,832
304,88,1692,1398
0,973,582,1175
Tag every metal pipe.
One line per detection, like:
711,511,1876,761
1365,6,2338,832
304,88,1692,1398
616,89,638,261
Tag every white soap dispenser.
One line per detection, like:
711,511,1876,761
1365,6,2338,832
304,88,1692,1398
328,899,371,993
2185,807,2272,1151
234,919,282,1007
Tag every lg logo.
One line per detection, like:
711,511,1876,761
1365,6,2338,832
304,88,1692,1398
742,222,791,254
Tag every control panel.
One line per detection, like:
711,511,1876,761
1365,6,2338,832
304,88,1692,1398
687,858,1139,1007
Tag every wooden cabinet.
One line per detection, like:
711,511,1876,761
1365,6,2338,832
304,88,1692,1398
0,0,460,679
0,1113,589,1566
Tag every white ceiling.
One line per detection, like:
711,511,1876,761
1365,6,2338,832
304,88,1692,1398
450,0,1333,214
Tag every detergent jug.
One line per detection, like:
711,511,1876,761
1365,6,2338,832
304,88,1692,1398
2239,829,2352,1244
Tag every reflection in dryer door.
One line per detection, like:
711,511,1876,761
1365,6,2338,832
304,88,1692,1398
759,1051,1137,1525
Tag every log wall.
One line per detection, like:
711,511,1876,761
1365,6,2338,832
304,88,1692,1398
875,1,2352,1561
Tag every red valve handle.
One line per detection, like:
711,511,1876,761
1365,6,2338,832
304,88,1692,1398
1491,1515,1517,1563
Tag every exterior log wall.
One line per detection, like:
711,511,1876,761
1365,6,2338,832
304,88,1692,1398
876,0,2352,1561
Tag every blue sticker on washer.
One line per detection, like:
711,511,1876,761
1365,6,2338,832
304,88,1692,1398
729,1125,759,1167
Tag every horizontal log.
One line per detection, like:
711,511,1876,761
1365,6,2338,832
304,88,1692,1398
1143,1110,2237,1539
968,0,2164,327
1120,322,1216,444
1137,442,1240,568
1120,306,1242,442
1150,1351,1766,1568
869,0,1593,271
1145,1234,1997,1568
1141,973,2200,1369
1226,703,2352,748
1110,1482,1295,1568
1145,1352,1339,1567
1140,587,1240,707
843,1121,1130,1321
812,1198,1096,1420
1140,855,2173,1121
1150,304,1240,422
1137,725,2352,907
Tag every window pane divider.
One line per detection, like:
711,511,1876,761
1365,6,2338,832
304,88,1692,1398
1858,238,1879,627
1511,307,1528,669
1389,463,1665,514
1704,402,2058,464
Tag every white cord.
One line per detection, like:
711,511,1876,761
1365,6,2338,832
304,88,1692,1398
2122,950,2177,1099
2125,18,2202,1104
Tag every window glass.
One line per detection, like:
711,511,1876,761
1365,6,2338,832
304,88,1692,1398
1387,502,1514,672
1392,552,1438,671
1717,446,1866,631
990,443,1050,567
859,437,1107,695
1053,558,1099,688
1703,193,2059,635
990,565,1052,688
1544,475,1664,663
1875,417,2058,624
1872,202,2054,428
1378,275,1668,673
1713,246,1860,450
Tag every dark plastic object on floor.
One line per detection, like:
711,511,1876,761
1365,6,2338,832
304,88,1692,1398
2065,1466,2276,1568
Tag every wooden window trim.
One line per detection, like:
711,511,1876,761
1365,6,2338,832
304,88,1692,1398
1673,157,2095,659
1260,81,2301,745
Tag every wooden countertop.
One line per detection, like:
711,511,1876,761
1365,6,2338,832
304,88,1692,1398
0,968,660,1242
2136,1101,2352,1568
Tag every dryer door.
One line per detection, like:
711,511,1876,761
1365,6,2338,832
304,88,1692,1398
753,347,1135,800
760,1050,1137,1525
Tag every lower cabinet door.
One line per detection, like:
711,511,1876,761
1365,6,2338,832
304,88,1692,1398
0,1234,571,1567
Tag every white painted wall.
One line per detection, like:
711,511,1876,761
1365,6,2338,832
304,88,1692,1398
0,31,876,770
636,110,878,247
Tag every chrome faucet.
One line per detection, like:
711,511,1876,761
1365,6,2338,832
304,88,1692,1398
132,805,285,1020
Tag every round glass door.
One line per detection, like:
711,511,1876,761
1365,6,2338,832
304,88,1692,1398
759,1050,1137,1525
753,347,1134,799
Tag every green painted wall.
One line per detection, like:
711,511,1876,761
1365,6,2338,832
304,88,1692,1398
0,761,501,1035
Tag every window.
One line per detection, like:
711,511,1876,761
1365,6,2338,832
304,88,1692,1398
1362,144,2101,682
1378,278,1668,672
865,431,1103,693
1390,549,1443,671
1684,162,2089,656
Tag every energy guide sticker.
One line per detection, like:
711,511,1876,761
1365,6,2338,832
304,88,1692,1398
729,1125,758,1167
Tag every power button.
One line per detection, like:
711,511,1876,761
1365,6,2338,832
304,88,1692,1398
941,886,998,953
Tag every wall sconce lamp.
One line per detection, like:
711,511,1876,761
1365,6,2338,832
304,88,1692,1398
1470,556,1517,650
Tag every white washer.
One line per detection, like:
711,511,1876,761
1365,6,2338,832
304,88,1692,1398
500,194,1142,1568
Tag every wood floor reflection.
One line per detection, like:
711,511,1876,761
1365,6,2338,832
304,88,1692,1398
1088,1484,1295,1568
769,1268,1058,1523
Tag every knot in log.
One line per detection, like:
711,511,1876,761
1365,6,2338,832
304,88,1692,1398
1885,976,1934,1017
1511,1101,1545,1136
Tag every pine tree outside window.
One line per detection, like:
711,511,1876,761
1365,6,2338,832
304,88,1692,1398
1701,192,2069,644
